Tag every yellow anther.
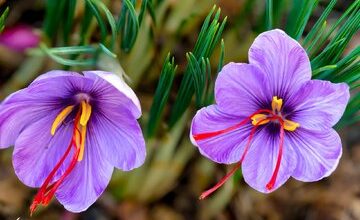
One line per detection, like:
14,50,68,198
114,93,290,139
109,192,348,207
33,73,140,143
77,126,87,161
51,105,75,135
74,127,81,149
284,119,300,131
251,114,270,126
80,101,92,126
271,96,283,112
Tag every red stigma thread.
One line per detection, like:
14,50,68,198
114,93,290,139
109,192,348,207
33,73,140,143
193,109,273,141
265,119,284,191
199,116,275,200
194,108,288,198
30,114,82,216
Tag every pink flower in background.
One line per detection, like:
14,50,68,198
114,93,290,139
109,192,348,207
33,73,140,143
0,24,40,52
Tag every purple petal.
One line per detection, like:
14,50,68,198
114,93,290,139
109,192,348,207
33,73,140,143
215,63,270,117
290,128,342,181
55,138,114,212
242,126,297,193
30,70,80,85
0,71,93,148
87,107,146,171
12,111,73,187
84,71,141,119
248,29,311,99
286,80,350,131
190,105,253,164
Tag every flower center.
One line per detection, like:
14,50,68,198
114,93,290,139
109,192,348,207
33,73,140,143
251,96,300,131
30,101,92,215
193,96,300,199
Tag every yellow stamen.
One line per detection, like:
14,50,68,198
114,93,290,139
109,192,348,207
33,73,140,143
284,120,300,131
74,127,81,149
271,96,283,112
80,101,92,126
251,114,270,126
51,105,75,135
78,101,92,161
78,126,87,161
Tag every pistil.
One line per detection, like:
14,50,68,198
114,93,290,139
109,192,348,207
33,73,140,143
193,109,273,141
265,119,284,190
193,96,300,198
30,114,82,215
198,116,274,200
30,101,92,215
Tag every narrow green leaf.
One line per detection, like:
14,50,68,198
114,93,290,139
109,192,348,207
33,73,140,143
217,39,225,74
311,38,346,69
118,0,140,52
169,6,226,128
266,0,273,30
317,46,360,80
306,20,327,56
99,43,117,58
312,65,337,76
40,44,96,66
63,0,77,44
309,0,360,57
0,7,9,33
80,2,94,45
92,0,117,50
287,0,318,39
43,0,67,39
46,45,97,54
303,0,336,47
147,54,177,138
85,0,107,43
138,0,148,25
294,0,319,40
272,0,287,27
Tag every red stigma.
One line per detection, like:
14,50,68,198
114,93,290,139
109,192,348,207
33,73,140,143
193,109,273,141
266,120,285,191
194,109,286,198
30,114,82,216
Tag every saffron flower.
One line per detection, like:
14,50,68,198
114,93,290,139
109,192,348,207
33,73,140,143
190,29,350,198
0,71,145,214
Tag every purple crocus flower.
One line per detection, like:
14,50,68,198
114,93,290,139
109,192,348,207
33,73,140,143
0,71,146,214
190,29,350,199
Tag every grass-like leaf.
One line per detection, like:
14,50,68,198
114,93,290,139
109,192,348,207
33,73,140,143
40,44,96,66
287,0,319,40
118,0,140,52
265,0,273,30
147,54,177,138
307,0,360,60
43,0,67,39
304,0,360,127
80,2,94,45
168,6,227,128
302,0,336,47
91,0,117,50
63,0,77,44
0,7,9,33
85,0,107,43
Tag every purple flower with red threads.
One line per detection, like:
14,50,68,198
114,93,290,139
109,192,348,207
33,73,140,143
190,29,350,198
0,71,146,214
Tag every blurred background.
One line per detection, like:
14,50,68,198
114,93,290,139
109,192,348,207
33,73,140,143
0,0,359,219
